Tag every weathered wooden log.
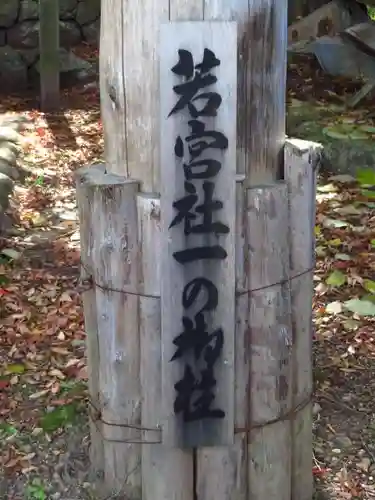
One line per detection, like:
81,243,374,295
247,183,293,500
76,165,141,498
76,164,104,483
100,0,287,189
196,175,248,500
285,138,322,500
138,193,193,500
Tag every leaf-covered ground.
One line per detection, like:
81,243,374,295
1,45,375,499
0,44,103,500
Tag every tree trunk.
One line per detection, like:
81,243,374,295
39,0,60,111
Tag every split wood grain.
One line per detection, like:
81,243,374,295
246,183,292,500
76,165,141,498
76,164,104,483
138,194,193,500
100,0,287,191
285,138,322,500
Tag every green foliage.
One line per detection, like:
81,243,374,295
25,478,46,500
356,168,375,187
344,298,375,316
363,279,375,295
33,175,44,186
0,274,9,286
0,422,17,437
326,270,346,287
39,403,78,432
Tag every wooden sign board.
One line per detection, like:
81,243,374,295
160,21,237,448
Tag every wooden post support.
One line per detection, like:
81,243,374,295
285,139,322,500
76,164,104,483
75,165,141,498
196,174,248,500
138,194,194,500
246,183,293,500
39,0,60,111
160,21,237,448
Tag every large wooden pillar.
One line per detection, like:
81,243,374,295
77,2,314,500
100,0,287,190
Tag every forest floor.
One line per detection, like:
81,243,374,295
0,46,375,499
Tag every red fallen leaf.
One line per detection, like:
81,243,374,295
0,288,8,296
76,366,88,380
0,379,9,390
334,261,352,269
36,127,46,137
4,457,21,469
50,397,73,406
312,466,328,476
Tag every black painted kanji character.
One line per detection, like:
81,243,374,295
169,48,222,118
185,120,228,159
174,364,225,422
182,277,218,312
171,312,223,362
169,181,229,236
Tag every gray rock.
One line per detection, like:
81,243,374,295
20,0,79,21
21,0,79,22
60,0,78,18
76,0,100,25
0,46,28,90
18,48,39,66
0,172,13,193
0,159,25,181
0,140,21,157
0,0,19,29
8,20,82,50
19,0,39,22
0,145,17,166
0,126,24,144
35,47,92,74
307,35,375,80
82,19,100,44
0,29,6,46
334,435,352,449
73,68,96,83
0,172,14,209
8,20,39,49
59,21,81,47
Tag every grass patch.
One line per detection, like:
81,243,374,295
25,478,47,500
39,402,82,433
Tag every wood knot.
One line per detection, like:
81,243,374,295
108,83,117,107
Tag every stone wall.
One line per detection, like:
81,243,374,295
0,0,100,91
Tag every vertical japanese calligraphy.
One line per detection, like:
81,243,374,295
168,47,229,424
160,22,237,447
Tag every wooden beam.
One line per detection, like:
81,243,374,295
100,0,286,190
246,183,293,500
76,164,104,485
39,0,59,111
205,0,288,184
285,138,322,500
196,175,248,500
138,193,194,500
75,165,141,497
